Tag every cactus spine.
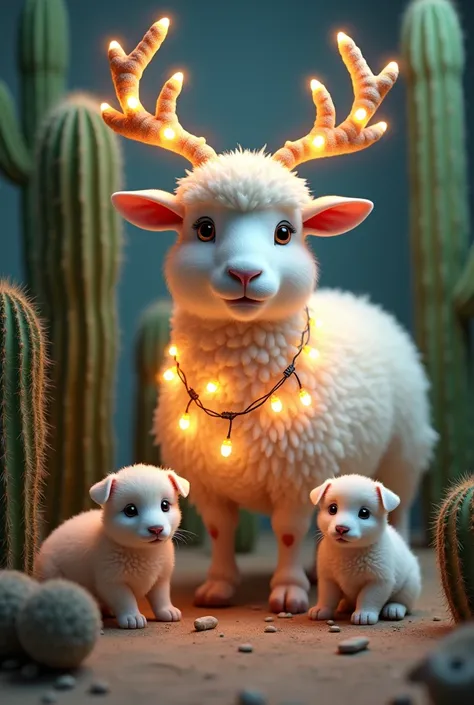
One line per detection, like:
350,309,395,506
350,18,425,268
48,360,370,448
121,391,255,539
435,476,474,622
0,0,68,290
0,282,47,573
401,0,474,527
134,300,259,552
33,94,122,530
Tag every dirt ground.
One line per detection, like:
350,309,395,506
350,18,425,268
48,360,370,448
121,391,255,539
1,535,450,705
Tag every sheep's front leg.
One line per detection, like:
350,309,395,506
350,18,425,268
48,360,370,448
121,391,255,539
194,499,240,607
269,503,312,614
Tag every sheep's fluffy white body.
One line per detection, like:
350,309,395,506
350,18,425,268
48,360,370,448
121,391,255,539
156,288,435,512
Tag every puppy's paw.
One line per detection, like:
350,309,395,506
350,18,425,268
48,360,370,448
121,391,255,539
308,604,334,621
117,612,147,629
154,605,182,622
351,609,379,625
380,602,407,621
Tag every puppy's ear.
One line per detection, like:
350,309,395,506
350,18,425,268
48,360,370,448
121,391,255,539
375,483,400,513
309,479,332,506
90,475,116,506
168,471,190,498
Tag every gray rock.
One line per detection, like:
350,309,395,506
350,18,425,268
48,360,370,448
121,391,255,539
264,625,277,633
21,663,40,680
194,615,218,632
264,616,274,622
432,616,442,622
337,637,369,654
238,643,254,653
40,692,57,704
54,674,77,690
329,625,341,633
237,689,267,704
89,680,110,695
277,612,292,619
327,620,335,626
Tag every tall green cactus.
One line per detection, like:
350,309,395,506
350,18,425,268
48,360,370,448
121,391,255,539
32,94,122,530
0,281,47,573
401,0,474,529
435,476,474,622
0,0,68,290
134,300,259,552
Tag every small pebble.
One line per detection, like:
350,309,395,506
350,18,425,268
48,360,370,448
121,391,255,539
238,643,254,653
387,696,413,705
194,615,218,632
89,680,110,695
40,693,57,705
329,625,341,633
264,616,274,622
100,629,105,635
264,625,277,633
21,663,40,680
337,637,369,655
219,633,225,638
277,612,292,619
327,620,335,626
54,674,77,690
1,659,21,671
432,616,442,622
237,689,267,705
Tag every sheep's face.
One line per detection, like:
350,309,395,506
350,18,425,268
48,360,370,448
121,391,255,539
112,151,373,322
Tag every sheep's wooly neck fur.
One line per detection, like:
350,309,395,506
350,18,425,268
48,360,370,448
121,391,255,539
175,149,313,211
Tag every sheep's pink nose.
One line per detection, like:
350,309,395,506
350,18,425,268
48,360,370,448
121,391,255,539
335,525,350,535
228,268,262,287
148,525,163,536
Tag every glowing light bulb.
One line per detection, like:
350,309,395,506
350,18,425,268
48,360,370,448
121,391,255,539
221,438,232,458
127,96,139,110
337,31,350,43
163,367,176,382
163,127,176,140
168,344,178,357
312,135,325,149
179,413,190,430
172,72,184,83
379,121,388,133
100,103,111,113
303,345,320,360
354,107,367,122
309,315,322,328
387,61,399,73
156,17,170,29
299,389,312,407
315,318,323,328
206,380,219,394
270,395,283,413
310,79,322,91
109,40,121,50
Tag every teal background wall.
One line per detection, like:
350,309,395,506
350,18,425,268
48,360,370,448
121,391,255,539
0,0,473,495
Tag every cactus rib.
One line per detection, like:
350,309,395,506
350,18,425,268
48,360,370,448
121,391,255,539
0,82,31,185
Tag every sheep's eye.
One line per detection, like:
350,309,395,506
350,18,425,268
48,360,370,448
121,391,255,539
193,217,215,242
274,221,295,245
358,507,370,520
123,504,138,517
161,500,170,513
328,503,338,515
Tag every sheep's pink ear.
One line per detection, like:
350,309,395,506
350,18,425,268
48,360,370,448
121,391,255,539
168,471,190,498
111,189,184,231
375,483,400,513
90,475,116,505
309,480,332,506
303,196,373,237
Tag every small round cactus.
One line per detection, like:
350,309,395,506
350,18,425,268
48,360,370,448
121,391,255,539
0,570,38,657
17,579,101,669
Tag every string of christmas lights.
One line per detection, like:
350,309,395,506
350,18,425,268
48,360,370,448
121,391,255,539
162,308,322,457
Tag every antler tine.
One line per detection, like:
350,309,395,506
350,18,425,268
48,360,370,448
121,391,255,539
101,19,217,167
272,32,399,170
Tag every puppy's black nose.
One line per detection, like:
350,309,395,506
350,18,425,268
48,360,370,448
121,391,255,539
148,525,164,536
335,525,350,535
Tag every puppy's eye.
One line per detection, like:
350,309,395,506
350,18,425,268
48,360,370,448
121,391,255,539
193,217,215,242
123,504,138,517
161,500,170,513
274,221,295,246
328,503,338,515
358,507,370,520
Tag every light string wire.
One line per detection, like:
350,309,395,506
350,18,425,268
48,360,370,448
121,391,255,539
170,307,312,445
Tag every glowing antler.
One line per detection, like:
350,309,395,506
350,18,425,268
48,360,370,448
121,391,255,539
101,18,217,167
272,32,399,170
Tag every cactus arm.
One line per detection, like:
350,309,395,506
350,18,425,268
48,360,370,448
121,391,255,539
0,82,31,185
454,245,474,319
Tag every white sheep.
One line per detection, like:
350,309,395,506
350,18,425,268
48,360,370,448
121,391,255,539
101,18,437,614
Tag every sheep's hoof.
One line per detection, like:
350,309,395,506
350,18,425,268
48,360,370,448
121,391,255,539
194,580,235,607
269,585,308,614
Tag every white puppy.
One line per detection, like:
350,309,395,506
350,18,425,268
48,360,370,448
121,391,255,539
34,464,190,629
308,474,421,625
